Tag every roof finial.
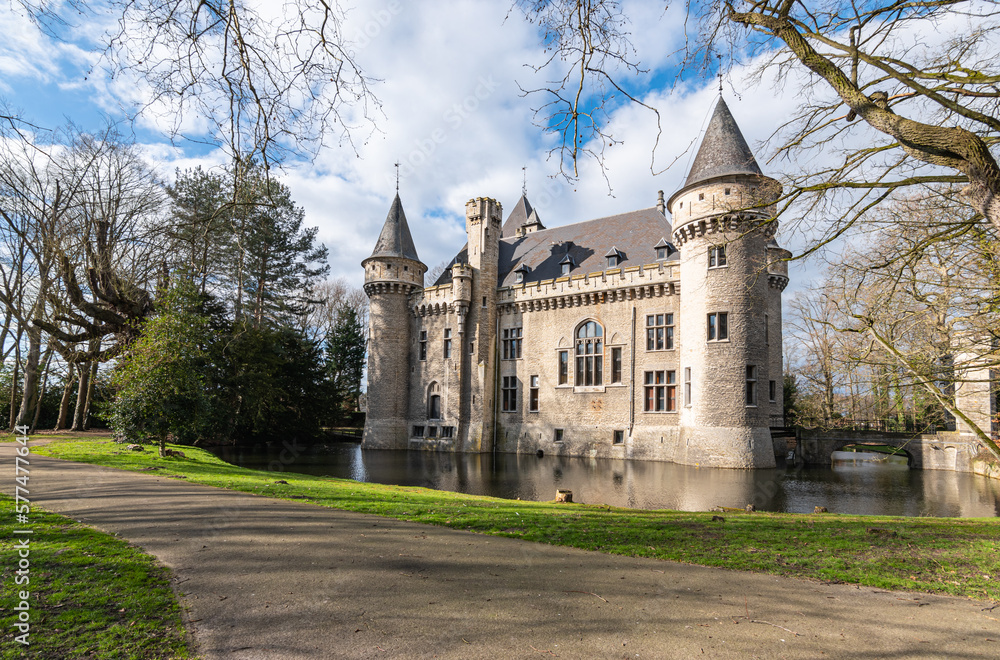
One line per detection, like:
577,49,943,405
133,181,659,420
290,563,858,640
522,166,527,197
394,161,400,193
716,54,723,95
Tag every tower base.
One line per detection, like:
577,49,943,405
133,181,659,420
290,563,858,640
675,427,776,469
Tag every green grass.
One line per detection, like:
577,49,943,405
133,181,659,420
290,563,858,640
0,493,191,659
32,436,1000,602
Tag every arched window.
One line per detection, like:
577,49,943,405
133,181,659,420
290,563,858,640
428,382,442,419
575,321,604,386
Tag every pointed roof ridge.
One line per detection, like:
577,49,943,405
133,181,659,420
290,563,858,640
683,96,763,189
368,193,421,262
501,194,535,237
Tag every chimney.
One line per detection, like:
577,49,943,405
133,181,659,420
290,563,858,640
656,190,665,216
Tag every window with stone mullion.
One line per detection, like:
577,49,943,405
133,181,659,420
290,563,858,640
575,321,604,386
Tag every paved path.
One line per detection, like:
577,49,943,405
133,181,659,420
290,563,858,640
4,443,999,659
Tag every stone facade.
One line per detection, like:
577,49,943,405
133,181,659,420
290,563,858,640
363,98,791,468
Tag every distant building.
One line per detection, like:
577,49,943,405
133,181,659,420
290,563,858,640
362,98,791,468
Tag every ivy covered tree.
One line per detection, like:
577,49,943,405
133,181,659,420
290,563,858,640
109,275,217,456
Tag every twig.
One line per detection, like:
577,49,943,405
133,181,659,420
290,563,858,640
564,590,608,603
530,645,558,656
982,603,1000,612
751,620,801,636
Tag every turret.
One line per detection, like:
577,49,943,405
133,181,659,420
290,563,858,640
668,97,785,468
461,197,502,451
361,194,426,449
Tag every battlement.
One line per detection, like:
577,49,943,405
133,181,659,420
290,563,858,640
465,197,503,225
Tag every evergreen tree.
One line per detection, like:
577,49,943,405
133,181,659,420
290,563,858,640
236,169,330,327
165,166,232,296
325,304,366,424
109,276,218,456
219,322,329,442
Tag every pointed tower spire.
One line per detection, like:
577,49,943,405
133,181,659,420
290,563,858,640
369,194,420,262
683,97,763,190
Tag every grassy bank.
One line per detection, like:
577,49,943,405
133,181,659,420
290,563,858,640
32,436,1000,602
0,493,191,659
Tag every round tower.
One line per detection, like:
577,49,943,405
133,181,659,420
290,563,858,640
362,194,426,450
668,97,781,469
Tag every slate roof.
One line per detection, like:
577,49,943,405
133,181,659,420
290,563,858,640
500,194,545,238
368,194,421,262
497,207,676,287
683,97,762,189
432,204,675,288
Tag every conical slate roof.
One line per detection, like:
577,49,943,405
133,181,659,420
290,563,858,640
683,97,762,188
368,194,420,261
501,194,535,238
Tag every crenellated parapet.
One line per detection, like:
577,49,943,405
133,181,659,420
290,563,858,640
495,262,678,315
465,197,503,226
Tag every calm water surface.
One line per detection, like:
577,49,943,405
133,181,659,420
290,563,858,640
208,443,1000,517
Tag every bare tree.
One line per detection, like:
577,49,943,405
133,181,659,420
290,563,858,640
513,0,662,182
303,277,368,342
109,0,380,168
519,2,1000,234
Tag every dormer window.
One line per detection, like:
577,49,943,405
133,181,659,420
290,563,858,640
605,247,623,269
653,238,674,261
560,254,574,276
514,263,529,284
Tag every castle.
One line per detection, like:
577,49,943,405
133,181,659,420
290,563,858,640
362,98,791,469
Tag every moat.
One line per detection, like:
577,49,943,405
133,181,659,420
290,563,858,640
209,443,1000,517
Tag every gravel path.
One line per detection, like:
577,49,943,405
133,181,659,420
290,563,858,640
4,442,998,659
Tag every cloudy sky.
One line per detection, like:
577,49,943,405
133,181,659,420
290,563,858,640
1,0,834,293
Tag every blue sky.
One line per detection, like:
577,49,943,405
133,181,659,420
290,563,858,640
1,0,825,293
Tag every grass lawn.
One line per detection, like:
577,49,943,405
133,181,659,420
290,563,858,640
30,435,1000,604
0,491,191,659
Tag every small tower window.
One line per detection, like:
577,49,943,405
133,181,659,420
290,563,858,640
724,188,731,195
561,263,571,276
745,366,758,406
419,330,427,360
443,329,452,359
656,247,666,260
708,245,727,268
708,312,729,341
698,193,705,201
684,367,692,406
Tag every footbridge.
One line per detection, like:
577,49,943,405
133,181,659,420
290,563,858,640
795,429,981,472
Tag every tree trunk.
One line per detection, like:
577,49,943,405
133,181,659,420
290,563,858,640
81,354,99,430
55,362,77,430
72,337,100,431
15,326,42,428
29,347,53,433
71,360,91,431
8,335,20,431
